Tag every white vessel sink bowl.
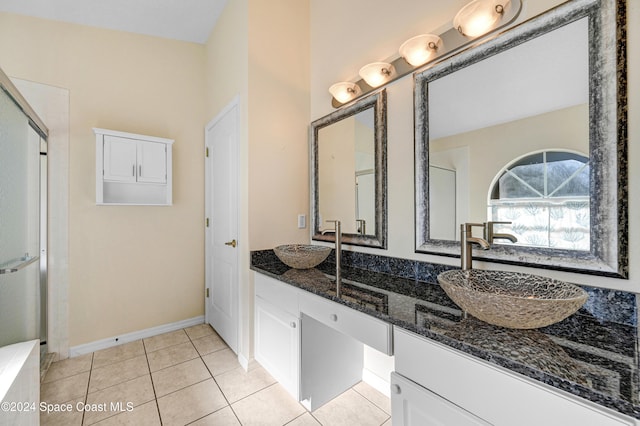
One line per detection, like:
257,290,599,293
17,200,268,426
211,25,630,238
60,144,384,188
437,270,588,329
274,244,331,269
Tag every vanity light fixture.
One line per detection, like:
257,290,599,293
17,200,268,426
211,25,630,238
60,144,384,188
454,0,510,38
328,0,521,107
359,62,396,88
399,34,443,67
328,82,361,104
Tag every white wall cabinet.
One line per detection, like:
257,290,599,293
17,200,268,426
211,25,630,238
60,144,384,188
95,128,173,205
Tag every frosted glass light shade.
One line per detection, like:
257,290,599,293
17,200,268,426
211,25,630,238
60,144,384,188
358,62,396,88
454,0,510,37
328,82,361,103
399,34,443,67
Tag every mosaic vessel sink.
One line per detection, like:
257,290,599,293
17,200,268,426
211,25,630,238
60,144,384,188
437,270,588,329
274,244,331,269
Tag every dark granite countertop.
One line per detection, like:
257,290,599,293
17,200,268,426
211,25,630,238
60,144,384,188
251,251,640,420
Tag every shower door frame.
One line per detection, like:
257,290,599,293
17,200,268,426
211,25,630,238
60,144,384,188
0,68,49,359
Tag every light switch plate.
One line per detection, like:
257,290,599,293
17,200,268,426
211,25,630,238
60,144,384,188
298,214,306,229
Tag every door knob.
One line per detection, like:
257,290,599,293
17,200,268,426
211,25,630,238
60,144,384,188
225,239,237,248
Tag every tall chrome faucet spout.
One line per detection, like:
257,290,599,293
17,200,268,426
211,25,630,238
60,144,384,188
460,223,490,271
326,220,342,296
484,221,518,243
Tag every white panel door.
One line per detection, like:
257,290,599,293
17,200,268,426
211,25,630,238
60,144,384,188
103,135,137,182
137,141,166,183
205,101,239,354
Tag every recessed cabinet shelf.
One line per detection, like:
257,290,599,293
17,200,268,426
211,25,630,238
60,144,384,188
94,128,173,205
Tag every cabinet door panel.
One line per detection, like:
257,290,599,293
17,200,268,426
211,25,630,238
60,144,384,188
103,136,137,182
391,373,490,426
137,141,166,183
255,296,299,399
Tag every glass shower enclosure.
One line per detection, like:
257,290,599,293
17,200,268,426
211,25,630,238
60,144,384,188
0,68,48,360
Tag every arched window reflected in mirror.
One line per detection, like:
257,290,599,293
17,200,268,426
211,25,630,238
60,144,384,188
488,150,589,250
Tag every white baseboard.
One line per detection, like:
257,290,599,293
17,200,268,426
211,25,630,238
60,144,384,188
69,316,205,357
362,368,391,397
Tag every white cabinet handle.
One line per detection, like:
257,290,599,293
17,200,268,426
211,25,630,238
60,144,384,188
139,165,142,176
330,314,338,322
132,165,135,176
392,384,401,394
290,322,297,328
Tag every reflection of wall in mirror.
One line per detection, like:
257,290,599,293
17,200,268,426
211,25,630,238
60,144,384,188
430,103,588,227
356,171,374,235
429,166,457,240
318,116,374,234
355,117,375,235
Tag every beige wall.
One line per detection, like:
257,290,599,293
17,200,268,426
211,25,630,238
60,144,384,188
205,0,310,361
204,0,252,361
319,118,358,229
310,0,640,293
431,104,588,222
248,0,310,251
0,13,207,346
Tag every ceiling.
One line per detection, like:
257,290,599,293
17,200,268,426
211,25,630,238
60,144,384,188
0,0,228,44
429,17,589,139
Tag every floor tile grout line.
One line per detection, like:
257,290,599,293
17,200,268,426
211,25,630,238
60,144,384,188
142,338,164,426
91,348,144,370
351,385,392,416
220,381,279,406
143,329,191,354
86,356,151,394
154,376,214,400
91,356,141,371
81,352,95,426
45,325,382,426
195,328,247,426
148,324,234,425
149,352,206,375
226,403,244,426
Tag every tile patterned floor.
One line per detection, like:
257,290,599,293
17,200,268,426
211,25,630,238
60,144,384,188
40,324,391,425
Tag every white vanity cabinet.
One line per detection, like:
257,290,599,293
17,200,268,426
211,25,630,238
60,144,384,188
393,327,636,426
94,128,173,205
253,272,390,411
390,372,489,426
254,273,300,400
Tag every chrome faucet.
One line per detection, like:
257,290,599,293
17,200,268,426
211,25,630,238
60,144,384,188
326,220,342,296
460,223,490,270
484,221,518,243
356,219,366,236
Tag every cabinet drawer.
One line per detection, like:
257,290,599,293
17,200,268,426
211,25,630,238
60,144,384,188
394,327,635,426
300,292,392,355
254,273,299,316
